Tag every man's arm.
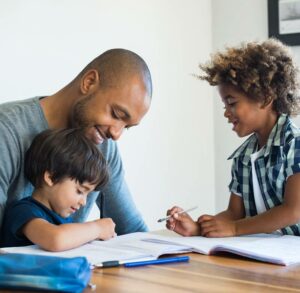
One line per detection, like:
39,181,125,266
97,141,148,235
0,121,20,229
23,217,116,252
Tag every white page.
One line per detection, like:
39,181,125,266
0,242,150,265
141,234,229,254
141,233,299,265
0,232,191,265
4,232,295,266
211,235,300,265
97,233,191,258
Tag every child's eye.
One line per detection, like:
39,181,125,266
227,101,237,107
77,189,83,195
226,97,236,106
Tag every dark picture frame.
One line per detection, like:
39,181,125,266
268,0,300,46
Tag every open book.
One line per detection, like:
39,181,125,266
142,232,300,266
0,232,190,267
1,232,299,266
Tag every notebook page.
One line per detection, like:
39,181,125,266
0,232,190,265
141,233,281,255
1,243,150,265
93,233,192,258
211,235,300,265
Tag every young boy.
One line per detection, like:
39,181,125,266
167,39,300,237
0,128,116,251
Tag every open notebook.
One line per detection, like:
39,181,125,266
1,232,300,266
142,232,300,266
0,233,190,267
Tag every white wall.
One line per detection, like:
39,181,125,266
211,0,300,211
0,0,214,230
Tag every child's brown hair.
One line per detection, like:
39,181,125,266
25,128,109,190
198,38,300,115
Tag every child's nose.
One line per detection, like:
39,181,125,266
224,107,231,118
79,196,87,207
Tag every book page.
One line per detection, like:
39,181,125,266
141,234,227,254
95,232,192,258
142,233,300,266
212,235,300,265
1,242,149,265
3,232,297,266
0,232,191,265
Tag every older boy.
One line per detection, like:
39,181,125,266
167,39,300,237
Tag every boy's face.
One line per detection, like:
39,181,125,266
69,75,151,144
46,178,96,218
218,84,274,139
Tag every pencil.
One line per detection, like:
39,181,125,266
157,206,198,223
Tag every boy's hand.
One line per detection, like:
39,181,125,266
197,215,237,237
95,218,116,240
166,206,200,236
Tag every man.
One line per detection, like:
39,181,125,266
0,48,152,235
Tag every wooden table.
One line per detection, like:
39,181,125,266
88,252,300,292
3,229,300,293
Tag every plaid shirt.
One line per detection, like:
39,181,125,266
228,114,300,235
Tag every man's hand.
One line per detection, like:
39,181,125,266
197,215,237,237
166,206,200,236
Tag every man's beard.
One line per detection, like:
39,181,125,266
68,94,94,129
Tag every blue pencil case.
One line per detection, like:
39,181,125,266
0,253,91,292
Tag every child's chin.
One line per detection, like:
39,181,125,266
236,131,248,138
58,212,69,218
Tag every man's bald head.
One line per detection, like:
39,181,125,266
78,49,152,98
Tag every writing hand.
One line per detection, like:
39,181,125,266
166,206,200,236
95,218,116,240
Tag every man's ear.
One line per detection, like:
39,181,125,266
44,171,54,187
80,69,100,95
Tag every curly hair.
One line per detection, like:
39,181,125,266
198,38,300,115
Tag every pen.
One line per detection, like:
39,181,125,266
94,260,124,268
124,256,189,267
94,256,189,268
157,206,198,223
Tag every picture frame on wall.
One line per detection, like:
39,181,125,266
268,0,300,46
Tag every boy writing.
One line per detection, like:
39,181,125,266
167,39,300,237
1,128,116,251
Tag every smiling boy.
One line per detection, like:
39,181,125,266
166,39,300,237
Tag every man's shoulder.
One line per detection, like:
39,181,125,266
0,97,47,145
0,97,40,124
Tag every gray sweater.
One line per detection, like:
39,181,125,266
0,97,147,235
